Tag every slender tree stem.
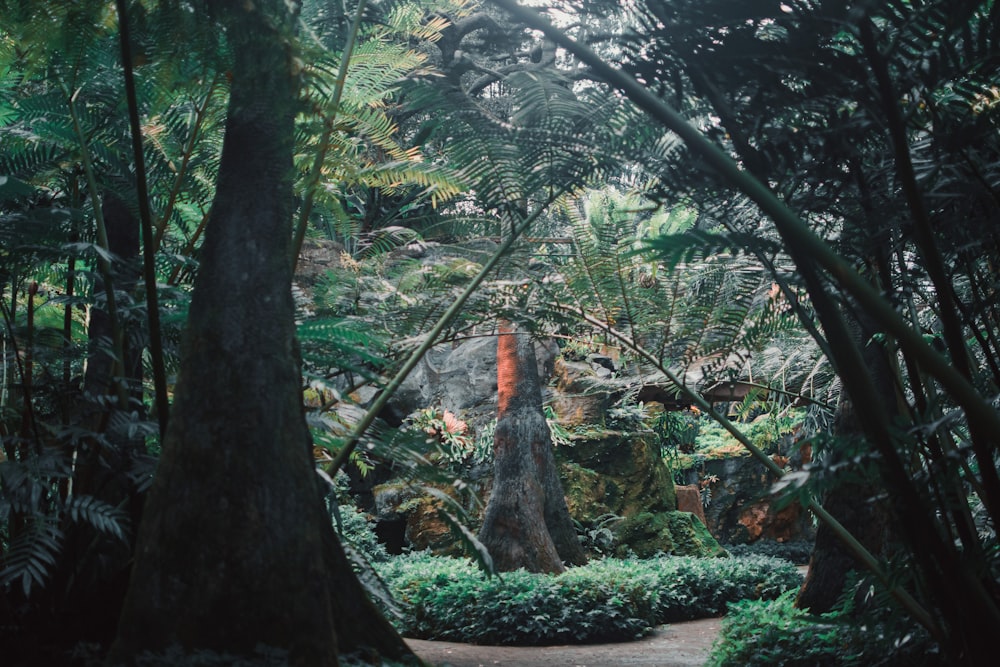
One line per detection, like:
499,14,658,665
67,89,128,411
291,0,369,273
115,0,170,434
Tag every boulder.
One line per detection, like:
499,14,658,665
558,432,676,520
614,511,727,558
551,357,611,428
388,335,558,425
557,432,724,558
675,484,708,527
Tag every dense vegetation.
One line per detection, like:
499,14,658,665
1,0,998,664
379,552,802,644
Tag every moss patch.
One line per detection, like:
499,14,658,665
614,511,727,558
557,432,676,517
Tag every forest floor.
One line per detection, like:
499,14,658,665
405,616,723,667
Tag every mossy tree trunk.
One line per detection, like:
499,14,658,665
478,321,586,573
108,2,413,664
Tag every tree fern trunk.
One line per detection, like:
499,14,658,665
109,2,411,663
478,321,586,573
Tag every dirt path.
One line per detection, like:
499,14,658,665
405,616,723,667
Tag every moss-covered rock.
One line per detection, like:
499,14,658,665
614,511,728,558
666,511,728,557
373,482,464,555
555,432,723,558
557,431,676,521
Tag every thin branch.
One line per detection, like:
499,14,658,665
291,0,369,274
115,0,169,434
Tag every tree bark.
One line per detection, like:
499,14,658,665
108,2,412,664
797,311,892,613
478,321,586,573
49,192,145,648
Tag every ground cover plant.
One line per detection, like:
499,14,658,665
378,552,803,645
708,591,942,667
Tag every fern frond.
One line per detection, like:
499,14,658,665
0,521,62,597
64,494,129,541
641,229,782,270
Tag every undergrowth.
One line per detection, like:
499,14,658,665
708,591,943,666
378,552,802,645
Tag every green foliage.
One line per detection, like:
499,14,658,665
404,407,476,464
654,409,700,483
378,552,803,644
708,591,942,667
293,0,473,261
0,456,135,597
725,539,814,565
543,405,573,448
573,512,623,556
606,401,649,431
654,410,700,453
331,501,390,565
667,410,805,475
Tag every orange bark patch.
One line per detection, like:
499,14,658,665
497,320,519,415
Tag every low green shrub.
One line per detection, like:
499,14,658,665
334,504,390,563
585,554,801,622
378,552,803,645
725,539,814,565
708,591,943,666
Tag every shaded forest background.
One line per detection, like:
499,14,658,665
1,0,999,664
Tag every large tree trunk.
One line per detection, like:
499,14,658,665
478,321,586,573
108,2,412,664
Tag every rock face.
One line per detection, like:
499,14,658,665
557,432,724,558
386,335,559,427
675,484,708,526
698,454,815,545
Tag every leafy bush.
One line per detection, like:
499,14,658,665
725,539,814,565
586,554,802,622
378,553,803,645
708,592,943,666
334,503,390,564
574,513,624,556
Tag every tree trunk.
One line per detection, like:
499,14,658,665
49,192,146,648
108,2,412,664
478,321,586,573
797,311,892,613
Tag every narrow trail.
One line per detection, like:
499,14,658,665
405,616,723,667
